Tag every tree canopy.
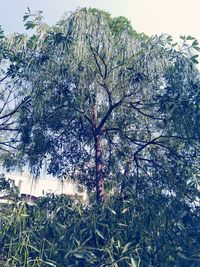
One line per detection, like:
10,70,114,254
1,8,199,204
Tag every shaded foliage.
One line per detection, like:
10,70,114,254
0,177,200,266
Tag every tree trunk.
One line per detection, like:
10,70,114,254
95,133,105,204
92,94,105,204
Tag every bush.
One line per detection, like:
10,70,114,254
0,187,200,266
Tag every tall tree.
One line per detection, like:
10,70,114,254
8,9,200,204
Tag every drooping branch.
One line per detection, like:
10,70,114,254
129,102,165,121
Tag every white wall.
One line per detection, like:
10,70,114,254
5,171,87,201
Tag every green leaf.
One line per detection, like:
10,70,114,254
107,206,116,215
186,35,195,40
172,42,178,47
24,21,36,30
193,46,200,52
117,240,121,248
0,26,4,39
122,242,132,254
192,40,199,46
180,35,186,40
190,55,199,64
23,15,31,22
167,35,173,43
95,229,105,240
73,252,84,259
121,208,128,214
130,257,137,267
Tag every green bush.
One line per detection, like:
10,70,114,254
0,185,199,266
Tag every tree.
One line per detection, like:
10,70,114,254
0,26,30,169
7,8,200,204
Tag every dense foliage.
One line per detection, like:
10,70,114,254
0,177,200,266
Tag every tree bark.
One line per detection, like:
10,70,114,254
92,94,105,204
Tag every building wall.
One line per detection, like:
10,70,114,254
4,171,87,201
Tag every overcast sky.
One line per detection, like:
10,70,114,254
1,0,200,42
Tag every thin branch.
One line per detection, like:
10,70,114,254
133,136,164,157
0,142,18,150
96,52,108,79
0,90,12,115
0,127,19,131
97,91,136,133
0,146,15,155
98,81,112,107
73,107,93,128
88,39,105,79
129,102,164,121
96,100,122,133
138,157,162,168
0,96,30,120
102,127,120,133
0,73,9,83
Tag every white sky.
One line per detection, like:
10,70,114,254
0,0,200,43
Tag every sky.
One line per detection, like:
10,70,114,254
0,0,200,43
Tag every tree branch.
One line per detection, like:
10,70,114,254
129,102,164,121
0,96,30,120
0,73,9,83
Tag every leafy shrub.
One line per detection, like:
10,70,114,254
0,185,199,266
